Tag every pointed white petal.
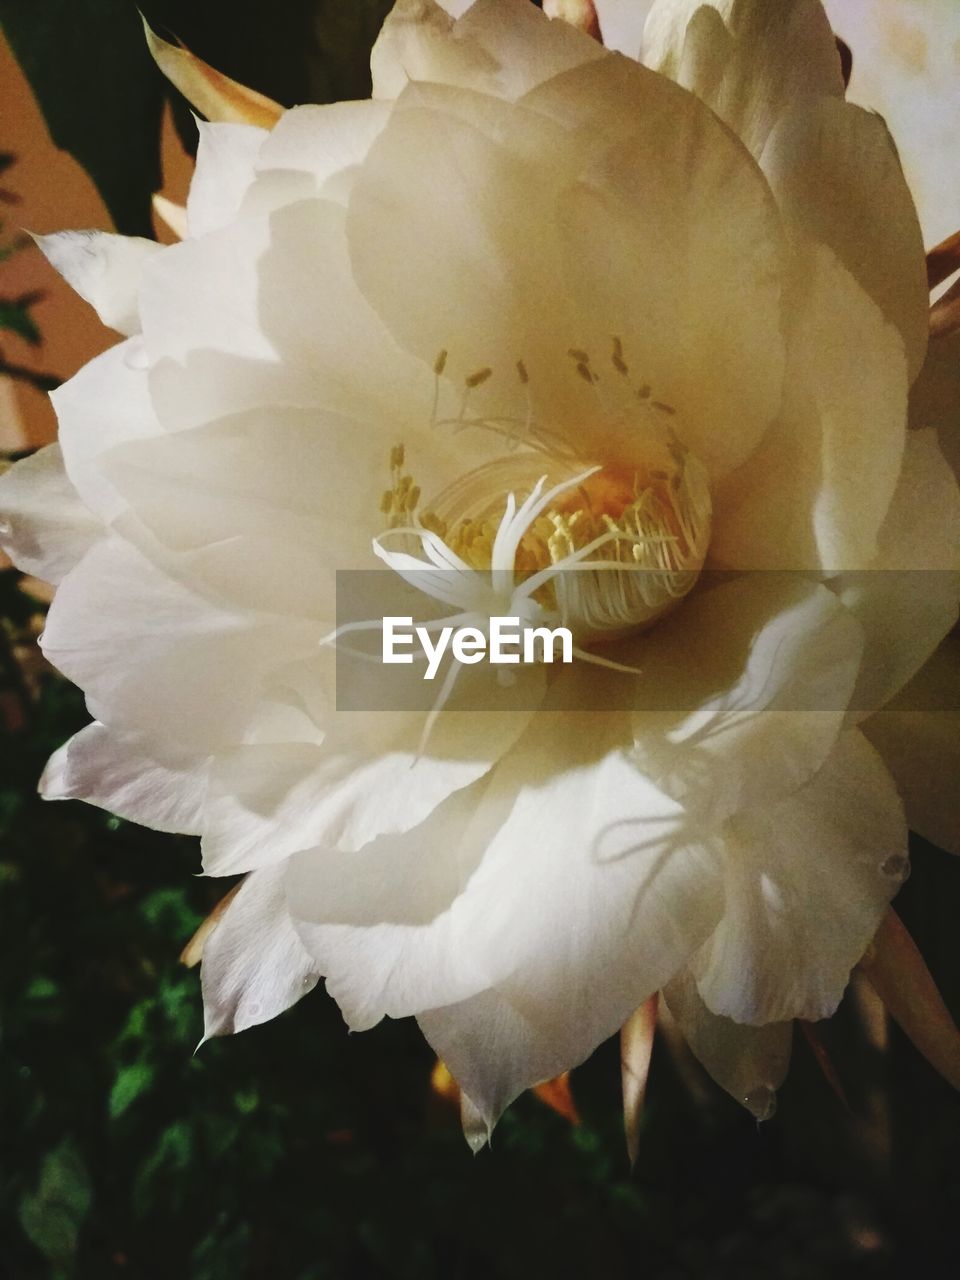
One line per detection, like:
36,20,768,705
34,231,160,336
201,866,319,1038
187,121,267,238
41,721,206,834
664,968,791,1118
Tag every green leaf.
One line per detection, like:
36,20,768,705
24,975,59,1000
0,295,43,345
17,1137,92,1267
109,1060,156,1119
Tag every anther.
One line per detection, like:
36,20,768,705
465,367,493,388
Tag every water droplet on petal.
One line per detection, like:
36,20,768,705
880,854,910,881
460,1090,491,1154
743,1085,777,1122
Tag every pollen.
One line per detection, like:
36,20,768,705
381,442,423,524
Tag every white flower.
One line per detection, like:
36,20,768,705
2,0,959,1145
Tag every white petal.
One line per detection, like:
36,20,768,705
51,337,164,522
41,537,320,751
96,408,381,615
139,216,276,368
627,574,864,825
254,101,392,202
351,61,786,479
663,968,791,1118
202,663,545,871
0,444,101,584
711,243,907,571
761,97,927,383
41,722,206,834
413,707,723,1131
285,781,498,1029
371,0,487,100
452,0,604,96
371,0,602,102
836,429,960,718
530,54,787,479
289,698,721,1133
347,80,599,442
201,865,320,1038
863,633,960,855
152,195,188,241
33,230,161,336
693,730,907,1024
140,198,471,468
187,121,267,238
643,0,843,157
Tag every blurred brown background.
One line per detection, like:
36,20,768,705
0,30,191,452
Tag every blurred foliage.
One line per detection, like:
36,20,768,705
2,563,959,1279
0,157,60,395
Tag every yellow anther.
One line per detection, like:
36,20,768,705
419,510,447,537
465,367,493,388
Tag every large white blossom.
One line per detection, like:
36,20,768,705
2,0,959,1144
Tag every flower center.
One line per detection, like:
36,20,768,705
381,436,712,644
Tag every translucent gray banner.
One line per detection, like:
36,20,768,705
332,569,960,714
